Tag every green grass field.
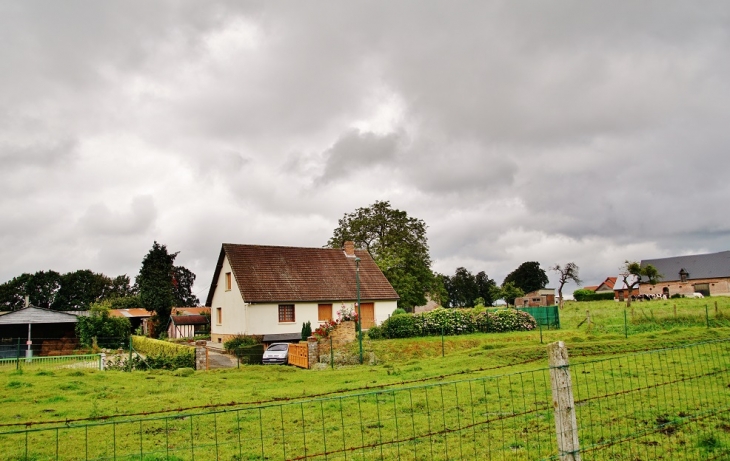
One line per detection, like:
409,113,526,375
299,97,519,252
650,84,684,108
1,297,729,460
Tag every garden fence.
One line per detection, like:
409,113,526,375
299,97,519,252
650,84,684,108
2,338,730,460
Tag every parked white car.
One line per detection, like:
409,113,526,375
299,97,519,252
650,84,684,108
262,343,290,365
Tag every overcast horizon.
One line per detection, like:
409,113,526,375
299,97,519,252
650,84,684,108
2,2,730,301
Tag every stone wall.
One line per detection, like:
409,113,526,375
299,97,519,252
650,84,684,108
195,340,208,370
306,320,359,367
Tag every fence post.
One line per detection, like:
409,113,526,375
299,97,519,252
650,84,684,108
548,341,582,461
539,322,543,344
99,353,106,371
624,310,628,338
128,336,133,372
705,304,710,328
330,336,334,370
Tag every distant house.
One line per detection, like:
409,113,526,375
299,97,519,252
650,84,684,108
640,251,730,298
515,289,556,307
109,308,152,334
595,277,617,294
614,276,639,301
168,315,209,339
205,242,399,344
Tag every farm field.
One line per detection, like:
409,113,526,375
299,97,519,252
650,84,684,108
1,297,729,460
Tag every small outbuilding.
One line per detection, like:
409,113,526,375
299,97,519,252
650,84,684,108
515,289,556,307
167,315,210,339
0,306,85,358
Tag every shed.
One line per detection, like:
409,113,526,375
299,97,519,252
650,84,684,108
0,306,83,358
167,315,209,339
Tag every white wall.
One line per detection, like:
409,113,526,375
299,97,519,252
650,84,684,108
209,255,248,339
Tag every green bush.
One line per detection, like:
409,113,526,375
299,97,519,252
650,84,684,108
223,334,262,351
131,336,195,370
232,344,265,364
301,321,312,340
392,308,407,316
367,325,384,339
381,314,419,338
76,302,131,348
373,307,537,339
573,289,614,302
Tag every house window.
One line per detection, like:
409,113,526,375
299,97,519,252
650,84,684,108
679,269,688,283
278,305,295,323
216,308,222,325
225,272,232,291
318,304,333,322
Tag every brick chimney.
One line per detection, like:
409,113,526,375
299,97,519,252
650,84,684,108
343,241,355,257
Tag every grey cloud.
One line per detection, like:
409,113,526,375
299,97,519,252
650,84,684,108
79,195,157,237
319,130,400,183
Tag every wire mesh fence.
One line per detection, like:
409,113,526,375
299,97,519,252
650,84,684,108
1,339,729,460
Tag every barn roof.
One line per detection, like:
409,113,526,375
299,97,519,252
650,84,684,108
0,306,80,325
205,243,399,305
641,251,730,282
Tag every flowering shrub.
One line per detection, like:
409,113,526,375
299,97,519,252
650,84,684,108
371,308,536,339
314,304,361,339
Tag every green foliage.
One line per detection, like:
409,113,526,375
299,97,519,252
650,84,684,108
131,335,195,369
223,334,262,351
75,302,131,348
381,314,419,338
0,270,138,312
373,307,537,339
327,200,433,310
301,321,312,340
573,289,615,302
392,308,407,315
440,267,498,308
366,324,384,339
495,282,525,306
136,242,199,336
503,262,549,295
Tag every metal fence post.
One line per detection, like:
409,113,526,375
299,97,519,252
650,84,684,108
624,310,628,338
330,336,334,370
548,341,582,461
705,304,710,328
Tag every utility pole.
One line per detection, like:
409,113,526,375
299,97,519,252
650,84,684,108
356,257,363,364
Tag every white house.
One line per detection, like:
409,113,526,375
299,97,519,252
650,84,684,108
205,242,399,344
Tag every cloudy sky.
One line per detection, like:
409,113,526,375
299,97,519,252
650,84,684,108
2,1,730,300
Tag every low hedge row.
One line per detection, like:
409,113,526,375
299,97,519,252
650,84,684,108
131,336,195,370
573,289,615,302
368,307,537,339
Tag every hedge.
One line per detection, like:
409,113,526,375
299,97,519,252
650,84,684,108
368,307,537,340
573,289,615,302
131,335,195,370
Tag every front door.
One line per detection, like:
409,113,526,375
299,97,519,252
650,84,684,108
359,303,375,329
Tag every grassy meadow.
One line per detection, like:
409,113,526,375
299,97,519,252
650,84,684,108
0,297,729,460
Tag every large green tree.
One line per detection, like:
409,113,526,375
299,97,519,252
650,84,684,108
0,270,138,312
327,201,432,310
0,271,62,310
136,242,199,336
52,270,112,311
503,261,549,295
440,267,497,307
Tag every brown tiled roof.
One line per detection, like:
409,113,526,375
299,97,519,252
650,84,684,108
583,285,599,292
172,307,210,316
205,244,399,305
170,315,209,326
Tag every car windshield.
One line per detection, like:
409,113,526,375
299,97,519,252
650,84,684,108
267,344,288,352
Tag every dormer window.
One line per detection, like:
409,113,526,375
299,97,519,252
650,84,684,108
679,269,688,283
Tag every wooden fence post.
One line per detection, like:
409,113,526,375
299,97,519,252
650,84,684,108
548,341,582,461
